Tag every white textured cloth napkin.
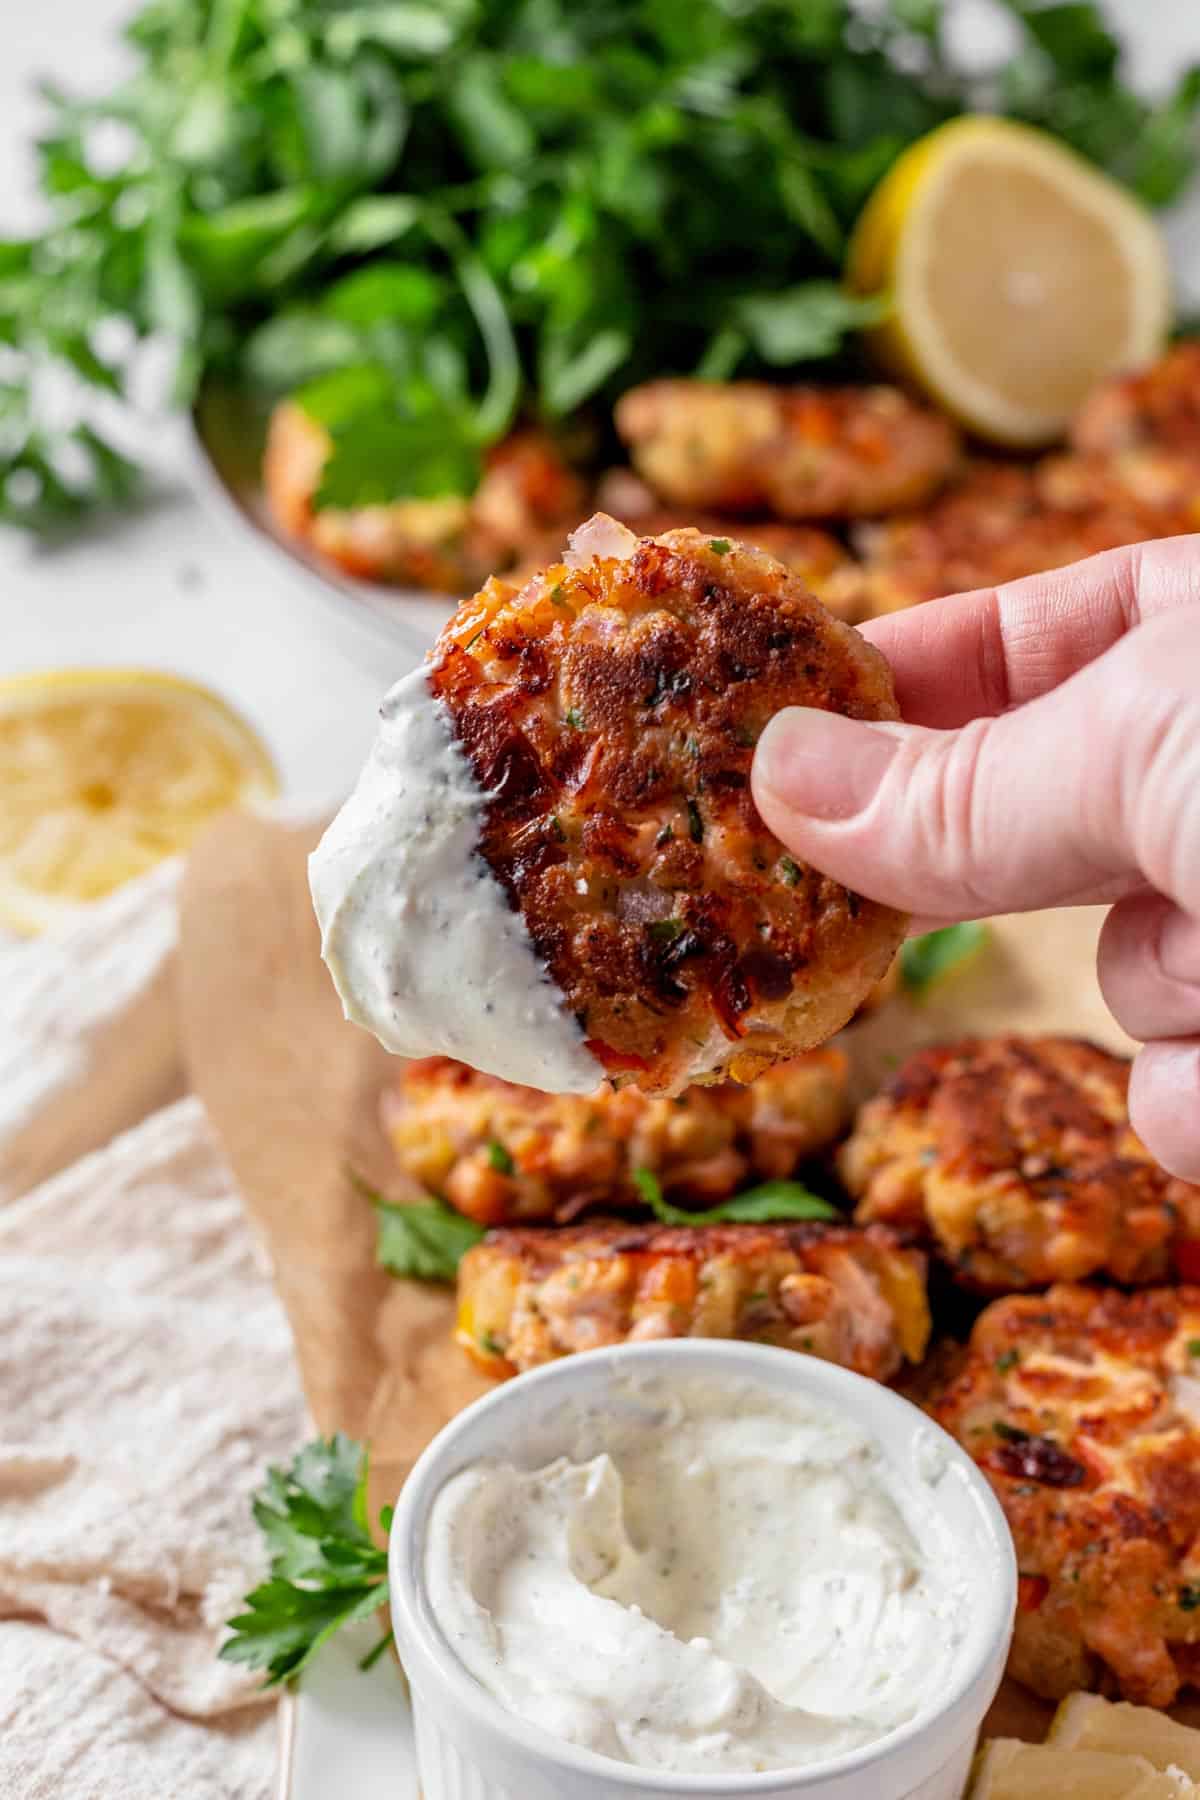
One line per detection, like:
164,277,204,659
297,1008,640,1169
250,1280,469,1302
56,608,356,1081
0,860,183,1205
0,871,309,1798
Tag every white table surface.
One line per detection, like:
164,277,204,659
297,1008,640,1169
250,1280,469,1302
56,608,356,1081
3,0,1198,814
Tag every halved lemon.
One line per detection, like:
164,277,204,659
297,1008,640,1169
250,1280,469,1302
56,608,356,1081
0,669,279,934
847,116,1171,446
1049,1693,1200,1780
969,1739,1189,1798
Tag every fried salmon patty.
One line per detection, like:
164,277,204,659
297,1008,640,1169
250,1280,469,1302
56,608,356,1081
615,379,960,520
1074,342,1200,455
834,459,1188,616
458,1219,930,1379
385,1049,849,1226
263,403,585,591
1036,341,1200,518
428,515,907,1094
840,1036,1200,1293
505,516,858,619
589,467,859,614
933,1285,1200,1707
1035,448,1200,524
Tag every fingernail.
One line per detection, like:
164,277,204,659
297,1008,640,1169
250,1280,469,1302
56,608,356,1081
754,708,900,822
1158,910,1200,989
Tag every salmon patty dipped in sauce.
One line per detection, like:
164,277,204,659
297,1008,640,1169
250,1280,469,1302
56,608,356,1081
311,515,906,1095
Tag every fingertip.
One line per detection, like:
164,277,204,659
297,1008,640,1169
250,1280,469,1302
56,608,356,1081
751,708,930,915
1097,892,1172,1011
1099,894,1200,1043
1129,1039,1200,1182
751,708,900,827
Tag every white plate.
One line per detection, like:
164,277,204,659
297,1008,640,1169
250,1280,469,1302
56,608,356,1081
282,1620,416,1800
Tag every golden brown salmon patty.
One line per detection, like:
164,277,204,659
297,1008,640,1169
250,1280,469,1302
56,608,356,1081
932,1284,1200,1707
427,515,907,1094
1034,448,1200,523
384,1049,849,1227
590,467,858,613
504,512,858,619
1072,340,1200,486
1036,364,1200,519
263,403,586,591
615,379,960,520
836,458,1186,616
457,1219,930,1379
840,1036,1200,1292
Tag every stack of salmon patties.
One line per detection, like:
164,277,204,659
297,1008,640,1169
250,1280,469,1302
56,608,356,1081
385,986,1200,1712
269,345,1200,619
388,1050,929,1384
839,1033,1200,1709
612,348,1200,621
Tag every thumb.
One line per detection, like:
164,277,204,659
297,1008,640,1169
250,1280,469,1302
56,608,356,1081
750,611,1200,921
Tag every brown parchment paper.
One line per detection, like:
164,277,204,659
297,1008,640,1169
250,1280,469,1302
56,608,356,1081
176,812,492,1512
177,810,1148,1746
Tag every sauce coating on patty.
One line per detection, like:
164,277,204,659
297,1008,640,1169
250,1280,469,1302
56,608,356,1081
428,516,907,1093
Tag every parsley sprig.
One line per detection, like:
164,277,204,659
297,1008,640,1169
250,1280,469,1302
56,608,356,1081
632,1166,838,1225
353,1173,484,1284
900,921,991,993
220,1436,391,1686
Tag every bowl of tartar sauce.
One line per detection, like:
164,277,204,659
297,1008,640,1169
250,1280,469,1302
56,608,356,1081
389,1341,1015,1800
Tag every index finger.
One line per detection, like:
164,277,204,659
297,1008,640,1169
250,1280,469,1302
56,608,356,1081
858,533,1200,729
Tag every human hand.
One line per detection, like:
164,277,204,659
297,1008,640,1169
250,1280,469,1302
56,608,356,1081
751,536,1200,1179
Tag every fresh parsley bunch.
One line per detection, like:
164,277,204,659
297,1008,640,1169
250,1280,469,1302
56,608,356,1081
4,0,1197,529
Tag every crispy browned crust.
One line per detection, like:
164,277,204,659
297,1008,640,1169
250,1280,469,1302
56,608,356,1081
384,1049,849,1226
262,403,586,591
836,457,1194,617
505,521,860,619
589,469,859,615
1035,450,1200,521
457,1218,930,1380
932,1284,1200,1707
840,1035,1200,1293
838,461,1035,614
427,519,907,1094
1058,344,1200,526
1072,342,1200,461
615,380,960,519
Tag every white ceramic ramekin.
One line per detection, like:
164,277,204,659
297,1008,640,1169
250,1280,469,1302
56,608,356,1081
390,1341,1015,1800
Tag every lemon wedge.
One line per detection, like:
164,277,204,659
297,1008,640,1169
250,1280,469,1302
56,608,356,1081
1049,1694,1200,1781
969,1739,1191,1799
848,116,1171,446
0,669,278,933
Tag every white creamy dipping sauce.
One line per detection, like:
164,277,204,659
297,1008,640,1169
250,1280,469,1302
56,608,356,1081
424,1375,970,1775
308,665,601,1093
